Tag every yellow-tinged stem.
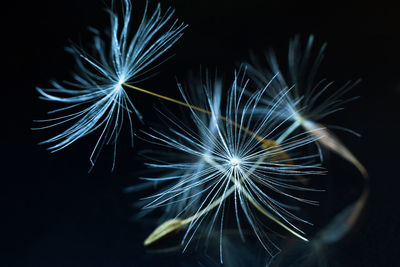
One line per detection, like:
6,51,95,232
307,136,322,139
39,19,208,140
181,186,236,225
202,155,307,241
123,83,213,115
122,83,265,143
240,184,308,241
179,156,266,226
130,83,308,243
144,155,307,245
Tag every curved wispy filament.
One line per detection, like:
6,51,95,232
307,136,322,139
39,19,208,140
246,35,367,177
139,70,324,261
34,0,186,167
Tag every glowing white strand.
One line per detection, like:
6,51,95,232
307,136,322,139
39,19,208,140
139,69,323,256
35,0,186,167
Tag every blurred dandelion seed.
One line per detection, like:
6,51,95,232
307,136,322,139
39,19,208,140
32,0,368,264
246,35,367,177
34,0,186,167
139,69,324,259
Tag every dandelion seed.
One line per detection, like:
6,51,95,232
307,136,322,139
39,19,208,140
139,69,324,259
34,0,186,167
246,35,367,177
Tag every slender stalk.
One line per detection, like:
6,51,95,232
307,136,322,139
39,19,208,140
123,83,213,115
276,120,301,144
182,156,263,223
180,155,307,241
179,156,263,226
135,83,308,242
181,186,236,225
123,83,265,143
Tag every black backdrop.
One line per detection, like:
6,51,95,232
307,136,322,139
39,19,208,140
4,0,400,266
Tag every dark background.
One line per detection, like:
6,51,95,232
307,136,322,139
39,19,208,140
4,0,400,266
